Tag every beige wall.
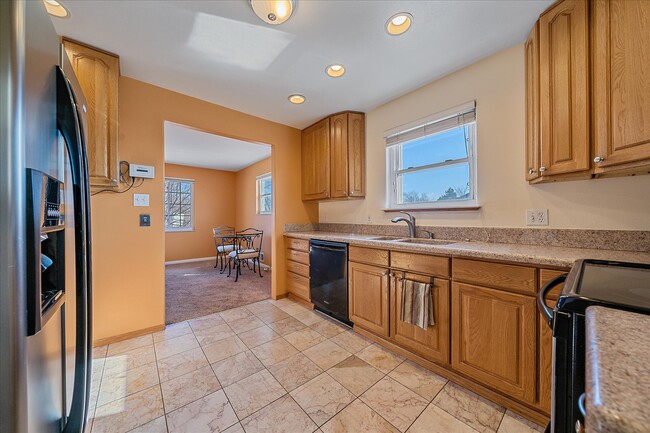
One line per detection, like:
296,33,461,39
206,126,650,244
164,164,236,263
234,157,273,266
320,45,650,230
91,76,317,343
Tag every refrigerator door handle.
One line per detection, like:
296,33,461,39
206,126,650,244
56,66,93,433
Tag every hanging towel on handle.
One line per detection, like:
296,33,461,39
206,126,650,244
401,279,435,329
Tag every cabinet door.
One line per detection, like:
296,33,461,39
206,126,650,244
391,273,450,365
349,262,389,337
63,39,119,189
301,118,330,200
525,23,540,181
452,282,537,404
592,0,650,172
330,113,348,199
538,0,590,176
347,113,365,197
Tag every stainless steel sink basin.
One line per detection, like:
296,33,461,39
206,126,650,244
363,236,401,241
391,238,457,245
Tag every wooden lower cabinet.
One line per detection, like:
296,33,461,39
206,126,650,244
349,261,389,337
452,282,537,404
390,272,450,365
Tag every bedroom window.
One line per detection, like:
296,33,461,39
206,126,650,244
385,102,477,210
164,178,194,231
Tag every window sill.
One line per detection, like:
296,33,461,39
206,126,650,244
383,206,481,212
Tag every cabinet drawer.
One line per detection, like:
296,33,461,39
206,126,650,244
286,237,309,252
349,246,389,267
391,251,449,278
287,260,309,278
287,271,310,301
452,258,536,295
286,248,309,265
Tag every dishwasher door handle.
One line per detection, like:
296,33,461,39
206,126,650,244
311,245,347,253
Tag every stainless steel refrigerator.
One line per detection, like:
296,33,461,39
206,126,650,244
1,1,93,432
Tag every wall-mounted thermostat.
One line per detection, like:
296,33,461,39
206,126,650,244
129,164,155,179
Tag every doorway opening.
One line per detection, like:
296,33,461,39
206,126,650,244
162,121,273,324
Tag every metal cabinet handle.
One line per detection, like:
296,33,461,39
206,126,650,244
349,191,354,195
539,166,547,172
593,156,605,163
528,169,537,175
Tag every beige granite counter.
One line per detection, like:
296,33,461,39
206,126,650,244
284,231,650,267
585,307,650,433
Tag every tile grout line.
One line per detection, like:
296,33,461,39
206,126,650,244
152,329,171,433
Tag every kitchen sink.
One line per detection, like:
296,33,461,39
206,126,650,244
363,236,401,241
391,238,457,245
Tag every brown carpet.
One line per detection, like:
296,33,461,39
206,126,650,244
165,259,271,324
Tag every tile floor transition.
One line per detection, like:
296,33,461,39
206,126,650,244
88,297,546,433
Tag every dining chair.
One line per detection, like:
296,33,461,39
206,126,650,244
227,228,263,282
212,225,235,273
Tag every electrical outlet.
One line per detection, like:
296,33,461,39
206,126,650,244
260,252,264,261
133,193,149,207
367,213,372,224
526,209,549,226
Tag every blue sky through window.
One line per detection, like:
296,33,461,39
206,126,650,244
398,124,472,203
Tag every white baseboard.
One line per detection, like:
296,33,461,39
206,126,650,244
165,256,216,265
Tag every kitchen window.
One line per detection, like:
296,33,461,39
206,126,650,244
164,178,194,231
257,173,272,215
385,102,477,210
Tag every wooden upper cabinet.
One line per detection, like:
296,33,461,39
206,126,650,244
301,118,331,200
330,113,349,198
525,23,541,181
347,112,366,197
63,39,120,189
592,0,650,173
538,0,590,176
302,111,365,201
390,273,450,365
451,282,537,404
349,261,389,337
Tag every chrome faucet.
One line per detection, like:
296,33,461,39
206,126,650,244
391,211,416,238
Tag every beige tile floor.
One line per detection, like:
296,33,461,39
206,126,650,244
88,297,546,433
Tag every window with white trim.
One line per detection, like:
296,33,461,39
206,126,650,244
386,102,477,210
257,173,272,215
164,178,194,231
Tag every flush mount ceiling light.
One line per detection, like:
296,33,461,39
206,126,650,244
326,64,345,78
250,0,295,25
43,0,70,18
288,94,305,104
386,12,412,36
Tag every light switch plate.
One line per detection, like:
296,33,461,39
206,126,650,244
526,209,549,226
134,193,149,207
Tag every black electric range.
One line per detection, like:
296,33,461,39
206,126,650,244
537,259,650,433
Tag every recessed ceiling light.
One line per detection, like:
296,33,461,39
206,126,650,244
43,0,70,18
386,12,412,36
250,0,295,25
288,94,305,104
326,64,345,78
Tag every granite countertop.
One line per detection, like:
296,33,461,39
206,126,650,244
585,307,650,433
284,231,650,267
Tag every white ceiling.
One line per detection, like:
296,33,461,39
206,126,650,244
164,122,271,171
51,0,552,129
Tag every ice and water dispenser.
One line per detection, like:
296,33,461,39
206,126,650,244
26,169,66,336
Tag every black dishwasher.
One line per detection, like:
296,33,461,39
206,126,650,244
309,240,351,325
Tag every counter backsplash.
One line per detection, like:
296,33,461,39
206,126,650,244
284,223,649,253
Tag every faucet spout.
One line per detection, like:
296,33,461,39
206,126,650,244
390,212,416,238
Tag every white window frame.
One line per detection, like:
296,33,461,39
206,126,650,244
256,172,272,215
164,177,195,232
385,102,478,210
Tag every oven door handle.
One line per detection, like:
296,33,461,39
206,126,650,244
537,274,567,329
